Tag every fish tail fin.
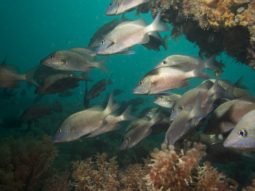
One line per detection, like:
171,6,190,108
203,57,224,75
187,69,209,79
119,106,133,121
146,11,168,33
94,60,107,72
24,70,39,87
104,94,119,115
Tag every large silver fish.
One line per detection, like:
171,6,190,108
106,0,149,15
96,12,168,55
89,18,167,51
54,95,118,143
155,55,223,74
42,48,105,72
120,112,161,150
87,106,131,137
223,110,255,151
206,99,255,134
170,80,225,121
165,94,209,145
133,65,208,94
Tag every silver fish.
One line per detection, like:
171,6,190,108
87,106,131,137
223,110,255,151
0,64,27,88
42,49,105,72
89,18,167,51
155,55,223,74
206,99,255,134
165,93,211,145
170,80,225,121
120,113,160,150
154,93,181,108
106,0,149,15
133,65,208,94
96,12,168,55
54,95,118,143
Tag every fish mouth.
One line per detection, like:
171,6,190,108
133,87,146,95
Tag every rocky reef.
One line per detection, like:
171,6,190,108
150,0,255,69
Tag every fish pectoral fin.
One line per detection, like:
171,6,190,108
119,49,135,55
141,34,150,44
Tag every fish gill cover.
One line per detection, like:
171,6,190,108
0,0,255,190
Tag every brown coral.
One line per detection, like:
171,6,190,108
72,153,120,191
0,136,56,191
196,162,238,191
145,143,206,191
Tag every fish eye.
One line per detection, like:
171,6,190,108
238,129,247,137
101,40,105,45
163,60,167,65
139,81,143,85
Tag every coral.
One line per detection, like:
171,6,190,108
145,143,206,191
150,0,255,69
0,136,56,191
72,153,120,191
119,164,148,191
196,162,238,191
70,144,241,191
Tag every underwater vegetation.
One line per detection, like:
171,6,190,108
0,136,56,191
150,0,255,68
39,143,255,190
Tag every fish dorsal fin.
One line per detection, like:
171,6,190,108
103,94,119,115
115,19,145,30
129,19,146,26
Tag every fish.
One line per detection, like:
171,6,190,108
165,93,210,145
84,79,112,102
133,65,209,94
87,106,131,137
206,99,255,134
120,113,160,150
96,12,168,55
42,49,105,72
170,80,226,121
106,0,149,15
36,73,85,94
223,110,255,151
0,64,27,88
54,95,118,143
155,54,223,74
20,101,62,122
154,93,181,108
89,18,167,52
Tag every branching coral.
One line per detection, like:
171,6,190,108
196,162,238,191
0,136,56,191
119,164,148,191
150,0,255,69
70,144,243,190
145,143,206,191
72,153,120,191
